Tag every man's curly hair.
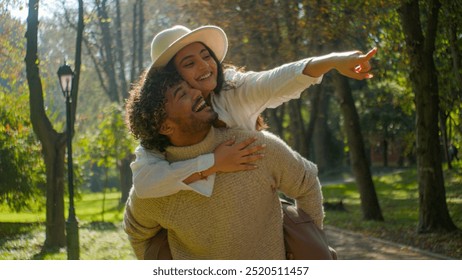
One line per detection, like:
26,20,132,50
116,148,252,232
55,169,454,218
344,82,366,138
125,67,182,152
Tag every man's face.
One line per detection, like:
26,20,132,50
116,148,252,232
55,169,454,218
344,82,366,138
162,80,218,136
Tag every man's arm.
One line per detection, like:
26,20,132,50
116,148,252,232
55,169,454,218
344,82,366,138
262,131,324,228
123,193,162,259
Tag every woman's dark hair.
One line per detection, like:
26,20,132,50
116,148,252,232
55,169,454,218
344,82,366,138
206,45,225,95
125,68,183,152
165,43,268,131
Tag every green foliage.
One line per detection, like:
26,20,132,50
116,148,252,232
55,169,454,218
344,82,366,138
94,103,133,164
357,80,415,158
0,11,45,212
74,103,136,192
435,1,462,145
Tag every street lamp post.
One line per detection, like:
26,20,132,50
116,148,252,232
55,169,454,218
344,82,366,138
57,63,80,260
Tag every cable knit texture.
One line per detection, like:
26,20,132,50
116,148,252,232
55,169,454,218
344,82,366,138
124,127,324,259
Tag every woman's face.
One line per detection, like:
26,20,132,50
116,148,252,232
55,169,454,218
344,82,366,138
173,42,218,98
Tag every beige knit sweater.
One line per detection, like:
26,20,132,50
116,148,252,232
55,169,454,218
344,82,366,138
123,127,324,260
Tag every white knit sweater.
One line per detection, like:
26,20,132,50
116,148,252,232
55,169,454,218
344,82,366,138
123,127,324,259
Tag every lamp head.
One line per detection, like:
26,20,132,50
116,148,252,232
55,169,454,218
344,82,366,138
57,64,74,96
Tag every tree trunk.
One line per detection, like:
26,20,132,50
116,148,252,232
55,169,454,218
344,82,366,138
73,0,84,118
398,0,457,232
265,107,284,137
130,0,138,84
137,0,144,74
288,100,308,157
312,88,332,174
118,156,133,204
440,111,451,169
279,1,310,157
333,73,384,221
95,0,119,103
25,0,84,249
382,139,388,167
26,0,66,248
115,0,128,100
129,0,145,81
306,84,322,154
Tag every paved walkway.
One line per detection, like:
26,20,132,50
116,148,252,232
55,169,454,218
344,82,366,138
324,226,452,260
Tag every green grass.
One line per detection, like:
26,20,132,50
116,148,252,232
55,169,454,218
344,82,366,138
0,222,135,260
321,164,462,259
0,191,124,223
0,191,135,260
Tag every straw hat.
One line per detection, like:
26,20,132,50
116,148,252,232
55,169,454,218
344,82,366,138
150,25,228,68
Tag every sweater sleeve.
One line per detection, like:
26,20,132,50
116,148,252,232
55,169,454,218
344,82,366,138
263,131,325,228
131,145,215,198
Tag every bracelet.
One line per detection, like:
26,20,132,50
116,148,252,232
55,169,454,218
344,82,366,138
198,171,207,180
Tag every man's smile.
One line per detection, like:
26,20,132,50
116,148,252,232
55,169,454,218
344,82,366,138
192,96,208,112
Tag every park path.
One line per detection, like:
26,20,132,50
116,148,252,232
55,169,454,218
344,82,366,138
324,225,452,260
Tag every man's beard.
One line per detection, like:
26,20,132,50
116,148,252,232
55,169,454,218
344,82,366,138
179,111,218,135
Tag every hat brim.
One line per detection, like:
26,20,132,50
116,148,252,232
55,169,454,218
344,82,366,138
152,25,228,68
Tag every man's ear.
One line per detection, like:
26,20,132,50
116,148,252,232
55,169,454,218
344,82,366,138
159,119,174,136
